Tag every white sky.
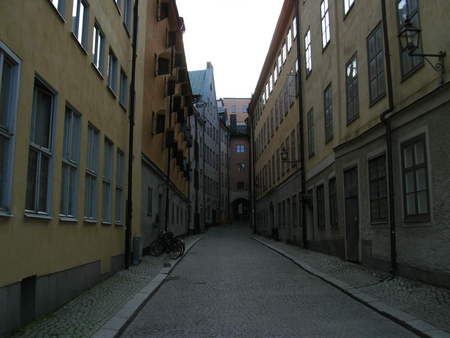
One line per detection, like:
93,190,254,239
177,0,284,99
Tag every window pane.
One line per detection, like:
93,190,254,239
26,149,38,210
403,145,414,168
38,155,49,212
0,135,7,209
405,171,415,193
416,168,427,191
417,191,428,214
414,141,425,164
0,58,13,128
34,87,52,148
60,164,69,213
406,193,416,215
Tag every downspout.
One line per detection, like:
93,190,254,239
294,0,308,249
194,113,199,232
125,0,139,269
380,0,397,274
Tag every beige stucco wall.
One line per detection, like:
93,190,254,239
0,0,139,286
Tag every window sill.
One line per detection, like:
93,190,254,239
346,115,360,126
84,218,98,224
102,221,112,226
60,216,78,223
343,4,355,21
91,63,105,80
115,222,124,227
400,62,425,83
369,93,386,108
107,85,117,99
25,212,52,220
120,101,128,112
113,1,122,16
123,22,131,38
322,41,330,54
0,210,13,218
71,33,88,55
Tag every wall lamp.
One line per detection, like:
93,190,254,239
281,145,300,164
399,18,446,84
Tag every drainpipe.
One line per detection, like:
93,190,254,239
294,0,308,249
125,0,139,269
380,0,397,274
249,114,257,233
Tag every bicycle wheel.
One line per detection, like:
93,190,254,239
170,240,185,259
149,239,164,256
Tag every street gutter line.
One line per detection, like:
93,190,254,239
93,236,203,338
252,236,449,338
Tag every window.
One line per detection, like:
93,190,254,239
115,149,125,224
72,0,89,48
369,155,388,223
114,0,122,11
92,23,105,74
317,185,325,230
108,50,118,94
102,138,114,223
269,75,273,93
281,42,287,63
85,124,99,220
329,178,338,229
273,67,278,84
397,0,423,78
0,46,20,213
344,0,355,15
60,106,81,218
304,29,312,74
26,79,55,214
321,0,331,48
147,187,153,216
367,24,386,104
292,17,297,39
324,84,333,143
307,109,315,157
50,0,65,16
287,29,293,51
278,54,283,74
119,69,128,108
236,144,245,153
290,130,296,168
345,54,359,124
402,135,430,221
123,0,132,30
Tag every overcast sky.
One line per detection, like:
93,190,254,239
177,0,284,99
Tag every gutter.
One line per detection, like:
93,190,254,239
125,0,139,269
294,0,308,249
380,0,396,274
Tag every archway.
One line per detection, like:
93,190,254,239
231,198,250,221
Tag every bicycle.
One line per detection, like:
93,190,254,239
149,231,185,259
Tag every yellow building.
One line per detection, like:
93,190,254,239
250,0,450,288
138,0,193,250
0,0,193,334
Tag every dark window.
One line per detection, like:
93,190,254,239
307,109,315,157
345,54,359,124
316,185,325,231
156,55,170,75
237,181,245,191
367,24,386,104
329,178,338,229
369,155,388,223
154,113,165,134
324,84,333,143
401,135,430,221
397,0,423,78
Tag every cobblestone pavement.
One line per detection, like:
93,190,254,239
12,236,201,338
255,235,450,333
123,225,415,337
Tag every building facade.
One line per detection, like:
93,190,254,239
0,0,137,335
222,98,251,221
189,63,220,226
250,0,450,288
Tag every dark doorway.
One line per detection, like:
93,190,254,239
232,198,249,221
344,167,360,262
20,275,37,326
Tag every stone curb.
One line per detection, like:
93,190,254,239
252,236,450,338
92,236,203,338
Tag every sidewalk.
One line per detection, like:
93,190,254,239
254,235,450,337
12,235,202,338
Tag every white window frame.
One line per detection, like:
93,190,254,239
85,123,99,221
344,0,355,15
305,29,312,74
49,0,65,16
108,49,118,94
321,0,331,48
92,23,105,74
115,149,125,224
102,137,114,223
287,28,293,51
60,105,81,219
0,43,21,215
26,78,57,216
292,17,298,39
282,42,287,63
72,0,89,48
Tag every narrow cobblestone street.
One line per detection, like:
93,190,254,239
122,224,416,337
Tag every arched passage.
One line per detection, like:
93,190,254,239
231,198,250,221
